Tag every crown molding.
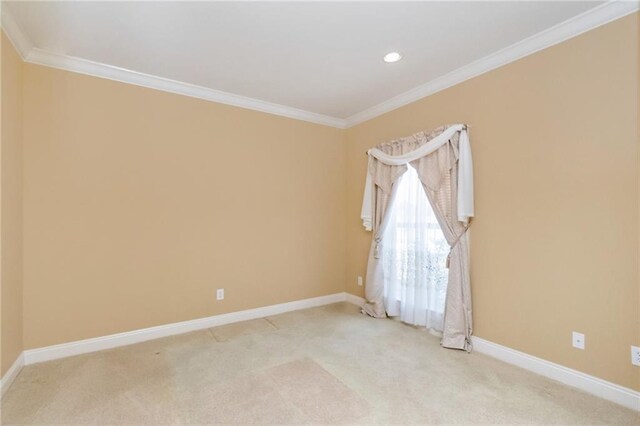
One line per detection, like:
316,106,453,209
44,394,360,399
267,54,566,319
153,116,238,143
344,0,640,127
24,48,347,128
1,3,33,59
2,1,638,130
0,6,346,129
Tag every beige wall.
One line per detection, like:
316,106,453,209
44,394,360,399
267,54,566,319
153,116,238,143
346,13,639,391
21,63,347,349
1,32,24,376
5,11,639,393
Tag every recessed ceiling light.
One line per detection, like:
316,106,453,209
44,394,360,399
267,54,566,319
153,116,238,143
383,52,402,63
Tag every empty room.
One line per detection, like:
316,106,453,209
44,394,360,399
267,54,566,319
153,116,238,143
1,1,639,424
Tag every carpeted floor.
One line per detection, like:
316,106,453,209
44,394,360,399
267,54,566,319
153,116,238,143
2,302,638,424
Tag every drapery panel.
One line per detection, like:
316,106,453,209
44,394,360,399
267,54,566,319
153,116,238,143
360,124,474,351
361,148,407,318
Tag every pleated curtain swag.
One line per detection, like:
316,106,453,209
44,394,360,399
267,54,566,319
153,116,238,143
360,124,474,351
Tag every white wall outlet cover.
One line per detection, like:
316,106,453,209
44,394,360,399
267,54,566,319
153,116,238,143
572,332,585,350
357,276,363,286
216,289,224,301
632,346,640,367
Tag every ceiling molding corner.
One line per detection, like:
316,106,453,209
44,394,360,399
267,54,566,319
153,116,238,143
1,4,33,59
344,0,639,128
2,1,346,130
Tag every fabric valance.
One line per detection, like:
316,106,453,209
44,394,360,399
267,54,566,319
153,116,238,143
360,124,473,230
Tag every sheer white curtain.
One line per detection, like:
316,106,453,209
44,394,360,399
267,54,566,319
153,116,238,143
382,164,449,331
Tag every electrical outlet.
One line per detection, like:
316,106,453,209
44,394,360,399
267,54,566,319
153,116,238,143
632,346,640,366
357,276,363,286
216,289,224,301
572,332,585,350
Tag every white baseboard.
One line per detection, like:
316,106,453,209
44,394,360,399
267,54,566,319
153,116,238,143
348,294,639,411
472,336,640,412
23,292,347,366
347,295,639,411
345,293,365,307
1,353,24,397
9,293,638,412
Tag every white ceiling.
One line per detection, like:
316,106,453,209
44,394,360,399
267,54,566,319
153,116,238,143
3,1,618,123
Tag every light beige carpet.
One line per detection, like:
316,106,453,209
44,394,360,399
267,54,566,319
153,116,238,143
1,302,638,424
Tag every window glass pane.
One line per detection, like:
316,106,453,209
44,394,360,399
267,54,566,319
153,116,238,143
382,165,449,331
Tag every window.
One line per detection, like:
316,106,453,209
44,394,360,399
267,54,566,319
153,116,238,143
382,164,449,331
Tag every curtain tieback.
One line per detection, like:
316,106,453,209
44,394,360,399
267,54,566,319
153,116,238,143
373,236,382,259
445,222,472,268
